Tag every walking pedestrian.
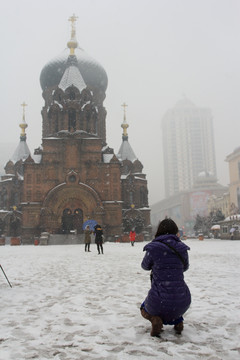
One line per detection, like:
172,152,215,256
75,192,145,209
129,229,136,246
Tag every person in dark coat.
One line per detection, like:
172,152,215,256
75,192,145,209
140,218,191,337
94,224,104,254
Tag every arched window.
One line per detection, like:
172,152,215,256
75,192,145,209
73,208,83,234
86,110,91,132
92,111,97,133
129,191,133,205
69,90,76,100
61,209,72,234
68,109,76,131
12,191,19,207
1,188,7,209
55,112,59,133
61,208,83,234
140,187,147,207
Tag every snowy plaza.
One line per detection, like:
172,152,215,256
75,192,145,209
0,239,240,360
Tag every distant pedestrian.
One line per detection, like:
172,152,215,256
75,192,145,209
129,229,136,246
84,225,92,252
94,224,104,254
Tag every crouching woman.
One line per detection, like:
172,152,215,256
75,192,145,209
140,218,191,337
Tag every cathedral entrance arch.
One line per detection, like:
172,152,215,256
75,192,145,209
61,208,83,234
41,183,104,234
73,208,83,233
62,208,72,233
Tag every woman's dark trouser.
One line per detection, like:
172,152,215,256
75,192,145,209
85,243,90,251
97,243,103,254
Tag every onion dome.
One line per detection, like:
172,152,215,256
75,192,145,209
40,15,108,92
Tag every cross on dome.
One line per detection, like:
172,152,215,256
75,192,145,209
67,14,78,55
121,102,128,111
21,101,27,116
20,101,28,136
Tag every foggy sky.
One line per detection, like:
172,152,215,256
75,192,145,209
0,0,240,205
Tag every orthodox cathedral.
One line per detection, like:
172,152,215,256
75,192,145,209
0,15,151,243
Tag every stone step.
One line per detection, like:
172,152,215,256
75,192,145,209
48,234,85,245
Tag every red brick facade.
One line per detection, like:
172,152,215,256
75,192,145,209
0,44,151,243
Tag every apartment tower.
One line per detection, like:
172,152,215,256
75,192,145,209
162,98,216,197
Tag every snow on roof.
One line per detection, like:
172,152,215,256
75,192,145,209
42,137,61,140
17,173,24,181
53,101,63,109
0,177,13,183
102,201,123,204
81,101,91,110
44,131,98,139
198,170,214,178
21,202,41,205
32,154,42,164
59,64,86,93
134,177,146,181
11,140,31,164
224,214,240,221
103,154,114,163
117,140,137,162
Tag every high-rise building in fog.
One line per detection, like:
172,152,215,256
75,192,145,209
162,98,217,197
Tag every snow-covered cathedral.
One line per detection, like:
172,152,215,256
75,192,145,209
0,15,151,243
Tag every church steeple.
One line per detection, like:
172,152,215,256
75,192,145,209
20,101,28,141
121,102,129,141
67,14,78,55
117,103,137,162
11,102,31,163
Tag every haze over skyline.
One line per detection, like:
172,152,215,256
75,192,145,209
0,0,240,205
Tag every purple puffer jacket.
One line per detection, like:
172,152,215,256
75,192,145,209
141,234,191,323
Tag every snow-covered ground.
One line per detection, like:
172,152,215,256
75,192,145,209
0,239,239,360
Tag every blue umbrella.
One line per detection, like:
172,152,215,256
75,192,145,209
83,219,98,231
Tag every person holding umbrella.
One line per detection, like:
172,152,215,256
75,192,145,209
84,225,92,252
